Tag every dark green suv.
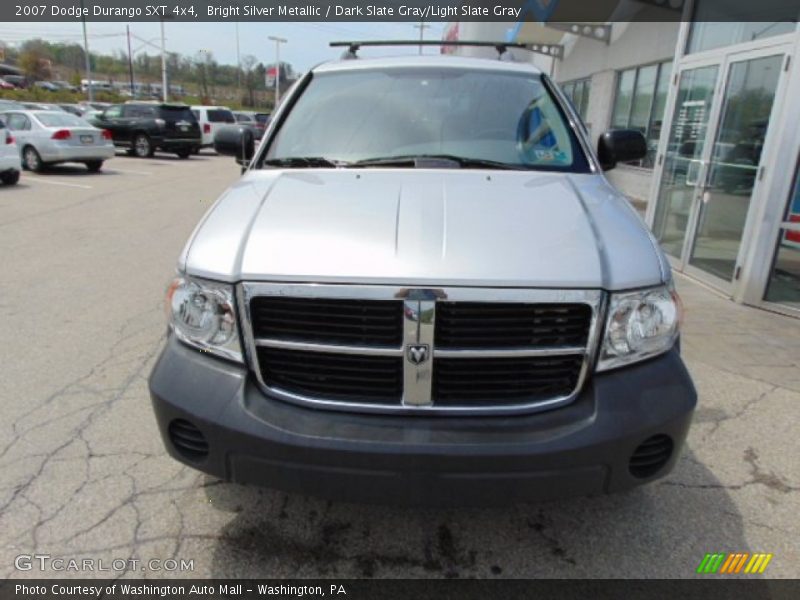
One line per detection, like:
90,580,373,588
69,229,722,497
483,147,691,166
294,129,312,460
91,102,201,159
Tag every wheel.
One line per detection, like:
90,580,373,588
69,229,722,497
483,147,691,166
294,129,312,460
85,160,103,172
0,170,20,185
133,133,154,158
23,146,43,172
176,148,191,159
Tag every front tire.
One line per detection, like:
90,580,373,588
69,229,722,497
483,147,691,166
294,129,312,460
0,170,20,185
85,160,103,173
23,146,43,172
133,134,154,158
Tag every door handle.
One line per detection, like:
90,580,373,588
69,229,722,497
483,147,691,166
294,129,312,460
686,159,704,186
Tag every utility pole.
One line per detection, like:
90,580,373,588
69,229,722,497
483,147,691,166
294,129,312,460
413,22,430,55
160,19,168,102
79,0,92,101
268,36,287,105
126,25,135,97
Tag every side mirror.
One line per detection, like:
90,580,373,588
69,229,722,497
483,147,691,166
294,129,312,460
597,129,647,170
214,125,255,165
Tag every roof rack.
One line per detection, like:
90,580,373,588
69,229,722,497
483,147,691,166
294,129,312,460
329,40,562,60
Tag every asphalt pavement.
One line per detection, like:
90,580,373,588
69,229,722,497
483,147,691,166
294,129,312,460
0,153,798,579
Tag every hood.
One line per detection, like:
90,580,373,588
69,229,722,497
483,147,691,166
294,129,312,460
181,169,666,290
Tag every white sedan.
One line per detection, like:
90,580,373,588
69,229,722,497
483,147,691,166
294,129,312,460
0,110,115,172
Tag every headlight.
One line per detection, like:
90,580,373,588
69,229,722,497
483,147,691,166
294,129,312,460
596,283,682,372
165,276,242,362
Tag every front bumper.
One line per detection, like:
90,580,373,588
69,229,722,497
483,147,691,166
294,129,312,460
149,335,696,506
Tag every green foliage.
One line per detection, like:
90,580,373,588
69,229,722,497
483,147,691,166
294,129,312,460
3,38,290,109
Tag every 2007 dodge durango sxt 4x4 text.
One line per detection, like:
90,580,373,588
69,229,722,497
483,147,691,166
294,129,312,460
149,51,697,505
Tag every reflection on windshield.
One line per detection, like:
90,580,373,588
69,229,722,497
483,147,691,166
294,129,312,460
265,68,589,172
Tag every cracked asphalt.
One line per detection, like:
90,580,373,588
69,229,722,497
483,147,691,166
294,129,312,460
1,153,798,579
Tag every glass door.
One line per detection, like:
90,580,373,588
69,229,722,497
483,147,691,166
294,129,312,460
651,48,788,292
651,63,720,261
685,53,785,285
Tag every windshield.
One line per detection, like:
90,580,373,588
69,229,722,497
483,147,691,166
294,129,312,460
265,67,589,171
35,112,89,128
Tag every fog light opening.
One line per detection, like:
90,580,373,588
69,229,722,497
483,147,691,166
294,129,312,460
168,419,209,461
629,434,673,479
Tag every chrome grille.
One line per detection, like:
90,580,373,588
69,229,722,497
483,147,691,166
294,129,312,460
435,302,592,348
240,284,603,415
257,346,403,403
433,355,584,406
251,297,403,346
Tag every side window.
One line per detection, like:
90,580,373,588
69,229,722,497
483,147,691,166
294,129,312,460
7,114,29,130
122,106,138,118
191,110,200,121
104,106,123,119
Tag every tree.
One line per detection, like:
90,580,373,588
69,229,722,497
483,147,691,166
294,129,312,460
19,48,51,81
241,54,260,107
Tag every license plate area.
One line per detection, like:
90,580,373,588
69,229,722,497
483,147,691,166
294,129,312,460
80,135,94,145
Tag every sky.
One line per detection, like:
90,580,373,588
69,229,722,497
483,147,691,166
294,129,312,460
2,21,449,73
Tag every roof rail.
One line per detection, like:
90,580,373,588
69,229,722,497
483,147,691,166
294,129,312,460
330,40,543,60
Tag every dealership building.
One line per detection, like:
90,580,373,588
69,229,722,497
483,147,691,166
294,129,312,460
446,2,800,316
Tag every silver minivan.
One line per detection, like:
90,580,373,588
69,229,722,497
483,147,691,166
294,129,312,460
150,50,696,505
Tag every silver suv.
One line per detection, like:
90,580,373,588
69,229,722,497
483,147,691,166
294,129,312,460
149,52,696,505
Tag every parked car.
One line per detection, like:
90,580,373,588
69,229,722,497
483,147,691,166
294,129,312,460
91,102,201,158
0,110,114,172
233,111,269,140
34,81,60,92
2,75,27,89
51,80,79,92
150,53,697,506
0,99,26,111
0,117,21,185
58,103,87,117
22,102,66,112
190,105,235,150
0,79,15,90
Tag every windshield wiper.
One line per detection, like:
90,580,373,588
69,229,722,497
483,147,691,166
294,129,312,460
263,157,346,168
351,154,524,170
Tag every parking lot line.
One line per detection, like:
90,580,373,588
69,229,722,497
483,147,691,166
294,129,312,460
106,168,153,176
26,177,93,189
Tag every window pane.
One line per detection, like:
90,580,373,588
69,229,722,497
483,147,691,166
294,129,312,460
687,0,796,54
765,167,800,307
764,230,800,308
629,65,658,134
643,62,672,167
612,69,635,128
580,80,591,118
572,82,584,118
